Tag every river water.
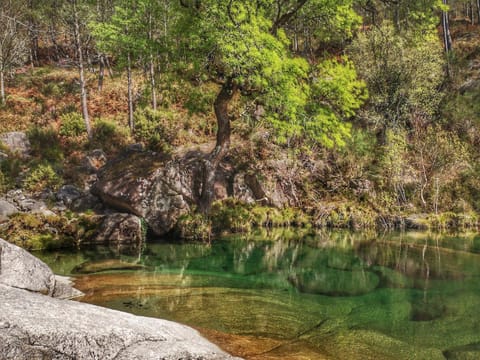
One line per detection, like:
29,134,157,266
37,229,480,359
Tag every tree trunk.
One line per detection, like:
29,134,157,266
477,0,480,25
198,79,236,213
0,70,5,105
72,0,92,138
442,0,452,53
148,13,157,110
98,53,105,91
149,57,157,110
127,52,134,132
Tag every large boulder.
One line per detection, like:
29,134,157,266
92,151,195,236
93,213,144,246
0,131,31,157
0,238,55,295
0,285,238,360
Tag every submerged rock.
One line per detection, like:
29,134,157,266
289,268,379,296
72,259,146,274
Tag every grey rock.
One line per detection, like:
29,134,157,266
0,238,55,295
52,275,84,299
0,284,239,360
56,184,83,206
0,132,31,157
71,193,103,212
92,152,193,236
93,213,144,246
0,200,18,222
83,149,107,173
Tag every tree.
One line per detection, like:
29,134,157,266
0,0,28,104
179,0,366,212
91,0,149,131
68,0,92,138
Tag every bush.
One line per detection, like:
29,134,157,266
23,163,62,192
92,118,131,152
28,127,64,163
59,112,87,137
134,107,179,152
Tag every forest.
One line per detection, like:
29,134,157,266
1,0,480,242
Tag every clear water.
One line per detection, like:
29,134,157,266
37,229,480,359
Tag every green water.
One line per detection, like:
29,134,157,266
37,230,480,359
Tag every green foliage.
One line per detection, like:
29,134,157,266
23,163,62,192
306,58,368,147
28,127,64,163
59,112,87,137
176,211,212,241
349,24,445,131
91,118,131,152
0,213,102,250
209,199,311,233
133,108,178,152
184,86,217,115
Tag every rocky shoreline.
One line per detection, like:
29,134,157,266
0,238,240,360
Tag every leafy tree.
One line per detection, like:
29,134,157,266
179,0,366,211
348,24,445,140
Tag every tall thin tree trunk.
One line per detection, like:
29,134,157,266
72,0,92,138
477,0,480,25
0,70,5,105
442,0,452,53
127,52,134,132
198,79,236,213
98,53,105,91
149,57,157,110
148,13,157,110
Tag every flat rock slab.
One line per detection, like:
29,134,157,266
0,284,239,360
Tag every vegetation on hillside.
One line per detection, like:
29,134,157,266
2,0,480,237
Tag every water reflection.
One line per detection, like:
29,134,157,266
37,229,480,360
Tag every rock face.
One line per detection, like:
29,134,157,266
0,131,31,156
92,149,291,236
94,213,144,246
0,200,18,222
0,238,56,295
92,151,195,236
0,238,239,360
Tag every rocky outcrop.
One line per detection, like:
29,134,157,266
92,148,292,236
92,151,195,236
94,213,144,246
0,131,31,157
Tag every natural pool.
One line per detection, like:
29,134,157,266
37,229,480,359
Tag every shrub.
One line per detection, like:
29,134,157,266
23,163,62,192
92,118,131,152
28,127,64,163
59,112,87,137
134,108,179,152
